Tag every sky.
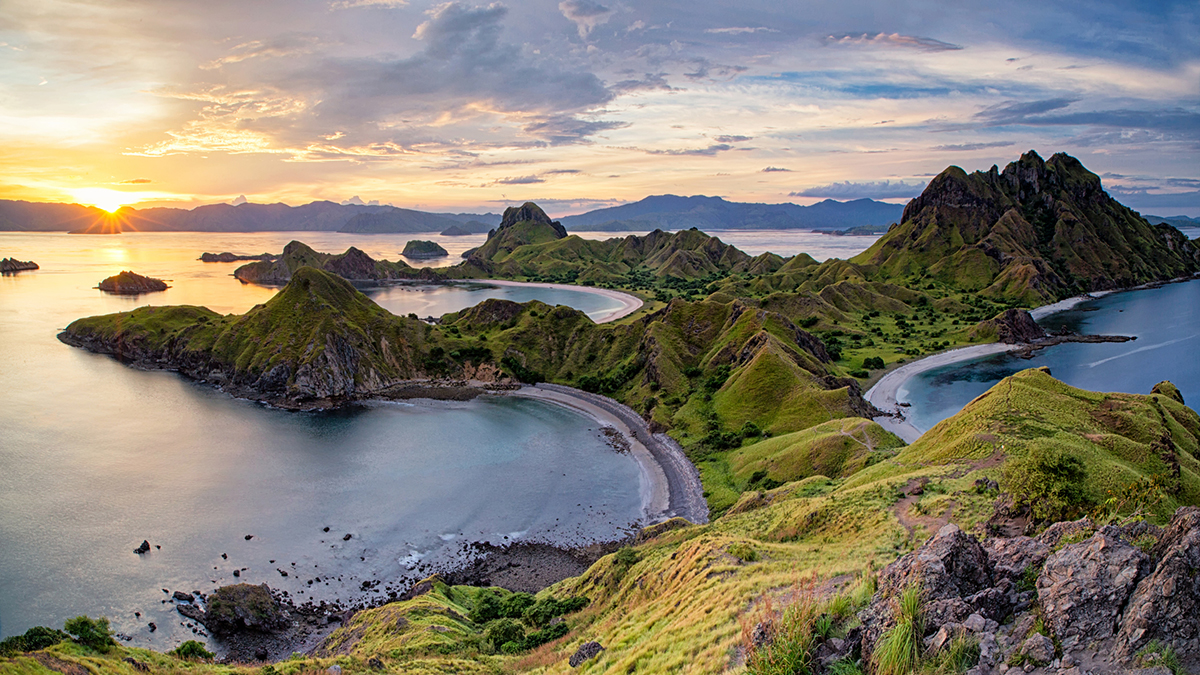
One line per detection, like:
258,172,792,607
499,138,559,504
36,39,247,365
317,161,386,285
1,0,1198,216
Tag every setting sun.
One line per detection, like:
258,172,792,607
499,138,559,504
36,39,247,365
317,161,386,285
69,187,130,213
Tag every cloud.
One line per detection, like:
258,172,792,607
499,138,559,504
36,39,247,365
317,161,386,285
522,116,627,145
119,178,152,184
647,143,734,156
825,33,962,52
762,166,791,172
495,175,545,184
558,0,613,39
704,27,779,35
1107,188,1200,209
200,36,320,70
328,0,406,9
714,135,752,143
975,98,1077,122
931,141,1015,151
791,180,926,199
545,168,582,174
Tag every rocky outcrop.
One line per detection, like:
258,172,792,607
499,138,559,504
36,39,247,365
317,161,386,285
1037,529,1150,647
234,241,429,285
854,508,1199,674
569,641,604,667
201,583,290,635
97,271,168,294
1151,381,1186,405
1117,506,1200,658
1,257,38,273
973,308,1046,344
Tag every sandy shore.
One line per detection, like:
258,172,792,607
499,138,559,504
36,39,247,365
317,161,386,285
506,383,709,526
477,279,644,323
865,287,1141,443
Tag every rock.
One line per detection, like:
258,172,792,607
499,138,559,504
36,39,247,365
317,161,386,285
977,309,1047,344
97,271,168,294
927,624,960,654
1037,532,1149,643
327,666,342,675
199,252,273,263
233,570,240,577
367,657,384,670
122,657,149,672
1020,633,1055,664
173,591,194,602
984,536,1051,582
1,258,39,273
244,534,254,540
1116,506,1200,658
965,584,1013,621
569,641,605,668
1036,516,1095,550
963,613,988,633
147,622,156,632
978,632,999,664
177,603,205,622
343,533,352,541
201,583,290,635
135,540,151,555
1150,381,1185,405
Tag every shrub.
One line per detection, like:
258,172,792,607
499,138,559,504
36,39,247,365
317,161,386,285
746,593,818,675
498,592,536,619
871,584,924,675
728,542,759,562
63,616,115,652
1003,447,1090,521
740,421,762,439
1135,639,1184,675
483,618,525,650
523,622,569,649
0,626,69,656
173,640,215,660
522,598,564,628
850,369,869,379
469,591,502,624
863,356,885,370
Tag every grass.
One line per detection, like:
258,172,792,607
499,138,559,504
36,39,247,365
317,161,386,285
871,583,924,675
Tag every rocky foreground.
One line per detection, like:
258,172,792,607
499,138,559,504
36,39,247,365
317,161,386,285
840,508,1200,675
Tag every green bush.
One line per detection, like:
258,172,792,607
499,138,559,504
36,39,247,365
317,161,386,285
469,591,502,624
498,592,535,619
727,542,759,562
483,618,525,650
1003,447,1091,521
63,616,115,652
863,356,885,370
0,626,69,656
850,369,869,379
173,640,215,660
523,622,569,649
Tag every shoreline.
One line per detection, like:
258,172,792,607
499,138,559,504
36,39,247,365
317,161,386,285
472,279,644,323
505,383,709,526
866,276,1200,443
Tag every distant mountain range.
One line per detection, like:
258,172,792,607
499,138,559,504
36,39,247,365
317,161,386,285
0,192,1192,236
558,195,904,231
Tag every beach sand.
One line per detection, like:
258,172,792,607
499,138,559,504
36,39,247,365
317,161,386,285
477,279,644,323
506,384,709,526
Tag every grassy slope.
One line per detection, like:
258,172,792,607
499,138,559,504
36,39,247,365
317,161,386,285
9,373,1199,675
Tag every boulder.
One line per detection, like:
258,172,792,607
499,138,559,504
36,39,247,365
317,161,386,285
202,583,290,635
1020,633,1055,664
1037,532,1149,645
134,540,151,555
983,536,1050,582
172,591,194,602
1116,506,1200,658
569,641,604,668
878,524,992,602
1036,516,1095,549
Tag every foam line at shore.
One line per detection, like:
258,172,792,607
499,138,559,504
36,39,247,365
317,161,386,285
504,383,709,526
476,279,644,323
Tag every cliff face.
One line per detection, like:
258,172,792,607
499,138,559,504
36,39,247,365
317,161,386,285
855,151,1200,304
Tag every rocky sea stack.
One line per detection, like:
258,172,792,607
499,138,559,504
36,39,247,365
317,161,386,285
97,271,168,294
0,258,38,273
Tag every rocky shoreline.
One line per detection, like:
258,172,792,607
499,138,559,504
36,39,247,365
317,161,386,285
1,257,38,273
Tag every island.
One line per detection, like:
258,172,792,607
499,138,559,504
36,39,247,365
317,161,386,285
0,258,38,273
400,239,449,259
440,220,492,235
30,152,1200,675
96,271,169,294
198,252,275,263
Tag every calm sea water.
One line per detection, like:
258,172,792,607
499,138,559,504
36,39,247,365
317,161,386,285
901,279,1200,432
572,229,881,262
0,232,649,650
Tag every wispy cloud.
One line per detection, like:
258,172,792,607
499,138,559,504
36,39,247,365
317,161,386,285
714,134,752,143
119,178,152,184
328,0,406,9
704,27,779,35
647,143,734,156
932,141,1014,151
762,166,791,172
791,180,926,199
495,175,545,184
558,0,613,39
825,32,962,52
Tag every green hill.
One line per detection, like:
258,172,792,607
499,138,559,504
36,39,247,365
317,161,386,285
234,240,424,284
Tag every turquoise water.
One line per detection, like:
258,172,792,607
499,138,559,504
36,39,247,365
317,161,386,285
901,279,1200,432
0,233,644,650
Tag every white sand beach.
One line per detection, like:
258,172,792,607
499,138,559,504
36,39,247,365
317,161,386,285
480,279,644,323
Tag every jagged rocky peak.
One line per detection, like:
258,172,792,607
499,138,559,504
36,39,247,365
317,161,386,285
498,202,567,238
